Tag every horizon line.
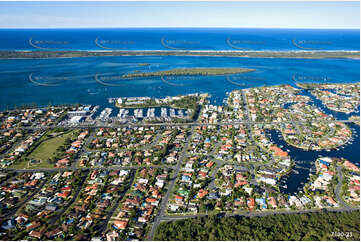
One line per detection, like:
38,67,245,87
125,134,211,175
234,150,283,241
0,27,359,30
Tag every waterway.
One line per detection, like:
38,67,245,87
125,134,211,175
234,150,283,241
270,123,359,194
270,89,360,194
0,56,359,111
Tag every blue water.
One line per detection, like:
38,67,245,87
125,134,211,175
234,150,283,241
271,123,360,194
299,89,360,119
271,91,360,194
274,87,360,194
0,28,359,51
0,56,359,110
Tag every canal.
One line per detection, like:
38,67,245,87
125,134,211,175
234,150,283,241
272,88,360,194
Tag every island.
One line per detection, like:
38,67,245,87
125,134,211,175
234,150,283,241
121,67,255,79
138,63,150,66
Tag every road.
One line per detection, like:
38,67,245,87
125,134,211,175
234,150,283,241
0,135,26,159
241,90,263,184
207,138,223,191
49,169,90,224
1,165,175,173
0,119,353,132
1,174,51,220
335,165,351,209
97,169,136,234
147,164,358,234
147,125,196,240
159,206,359,221
83,131,164,154
71,129,97,169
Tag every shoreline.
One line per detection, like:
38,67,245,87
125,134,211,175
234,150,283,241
0,50,359,59
5,49,361,53
1,81,360,112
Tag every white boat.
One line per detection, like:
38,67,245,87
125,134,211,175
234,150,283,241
161,108,167,117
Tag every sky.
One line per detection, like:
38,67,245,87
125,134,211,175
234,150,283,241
0,1,359,29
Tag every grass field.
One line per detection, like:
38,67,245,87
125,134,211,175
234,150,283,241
10,130,77,169
29,131,74,160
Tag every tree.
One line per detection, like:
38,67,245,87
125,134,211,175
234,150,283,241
154,211,360,241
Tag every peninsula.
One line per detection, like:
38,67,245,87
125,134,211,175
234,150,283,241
0,50,359,59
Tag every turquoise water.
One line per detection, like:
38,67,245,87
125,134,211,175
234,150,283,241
0,56,359,110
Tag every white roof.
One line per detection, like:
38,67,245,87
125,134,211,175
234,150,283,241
69,116,83,123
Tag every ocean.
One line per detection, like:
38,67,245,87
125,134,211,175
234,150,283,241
0,28,359,51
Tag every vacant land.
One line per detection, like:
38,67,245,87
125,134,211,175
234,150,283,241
122,67,255,79
28,131,74,161
10,130,76,169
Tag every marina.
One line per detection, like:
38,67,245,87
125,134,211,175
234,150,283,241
0,2,359,241
112,106,189,123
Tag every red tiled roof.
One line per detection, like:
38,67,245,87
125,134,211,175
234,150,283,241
175,195,183,200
